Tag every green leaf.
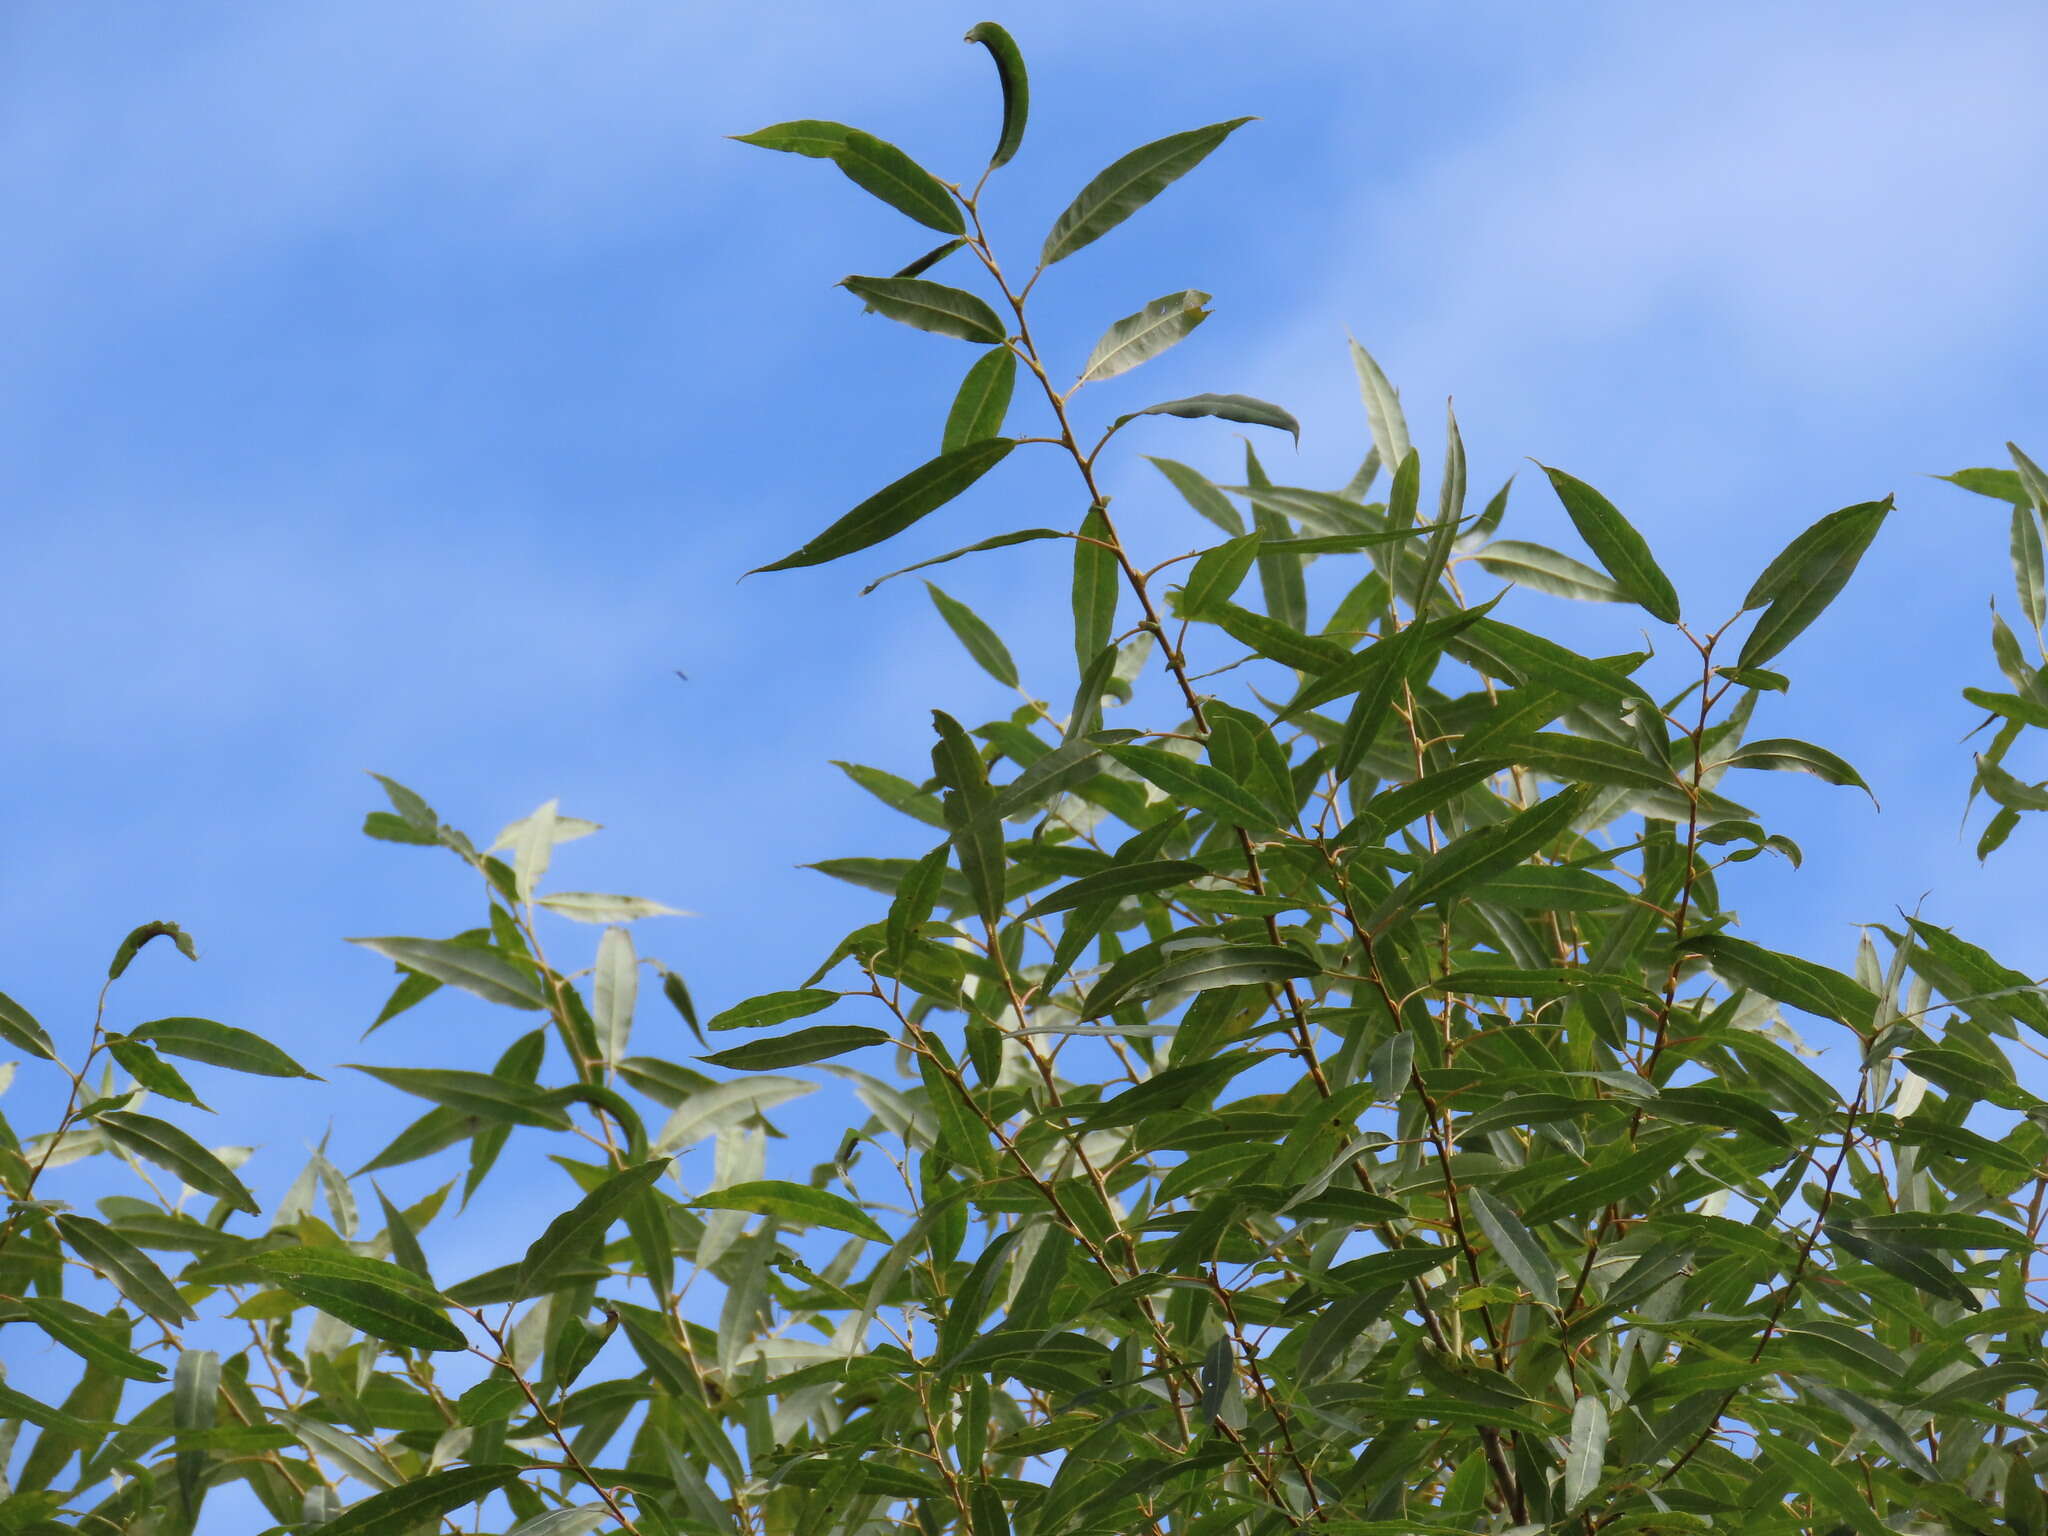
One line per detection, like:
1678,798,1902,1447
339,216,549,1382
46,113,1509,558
942,347,1017,453
842,276,1005,344
751,438,1015,574
965,22,1029,168
125,1017,317,1078
927,582,1019,687
1041,118,1253,265
1562,1395,1608,1511
1538,465,1680,623
320,1465,525,1536
1112,393,1300,444
2012,440,2048,513
1463,1187,1558,1308
515,1158,669,1300
884,237,969,285
731,119,855,158
1938,466,2028,505
833,129,963,234
347,935,544,1010
700,1025,891,1070
1079,290,1210,383
1071,501,1120,673
1178,533,1261,619
1149,456,1244,535
1348,338,1410,471
93,1110,259,1213
1367,786,1591,931
1680,933,1878,1030
54,1213,195,1325
108,919,197,979
346,1065,573,1129
1755,1434,1890,1536
1105,744,1283,833
534,891,689,923
693,1179,890,1245
2,1298,165,1381
1738,496,1891,668
1081,940,1317,1019
0,989,57,1061
1473,539,1624,602
1716,737,1874,801
1021,860,1206,919
2013,504,2047,644
863,528,1060,597
252,1247,465,1352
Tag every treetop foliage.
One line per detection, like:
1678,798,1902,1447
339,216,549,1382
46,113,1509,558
5,20,2048,1536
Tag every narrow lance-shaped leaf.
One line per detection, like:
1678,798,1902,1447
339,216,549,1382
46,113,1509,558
0,989,57,1062
1473,540,1624,602
347,936,543,1010
730,119,855,158
833,129,964,234
700,1025,891,1071
1072,502,1120,672
1538,464,1681,623
1715,737,1875,802
1080,941,1316,1019
2013,503,2046,646
594,925,636,1066
1022,860,1207,919
862,527,1060,595
752,438,1015,575
1464,1186,1559,1308
1106,744,1282,834
1079,290,1211,383
1349,337,1410,470
942,346,1017,453
54,1213,196,1325
319,1466,526,1536
1112,393,1300,444
253,1247,466,1351
1563,1396,1609,1510
516,1158,670,1300
347,1065,573,1129
965,22,1029,169
1738,495,1891,668
1149,456,1244,535
1041,118,1253,266
693,1179,890,1245
1179,533,1260,619
842,276,1006,344
706,989,838,1032
128,1016,317,1078
927,582,1019,687
94,1110,260,1214
1367,786,1592,931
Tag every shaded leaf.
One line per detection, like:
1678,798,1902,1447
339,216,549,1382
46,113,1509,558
1738,496,1891,668
126,1017,317,1078
699,1025,891,1071
516,1158,670,1300
927,582,1019,686
320,1465,524,1536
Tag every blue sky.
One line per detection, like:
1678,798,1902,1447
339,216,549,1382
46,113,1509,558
4,0,2047,1275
